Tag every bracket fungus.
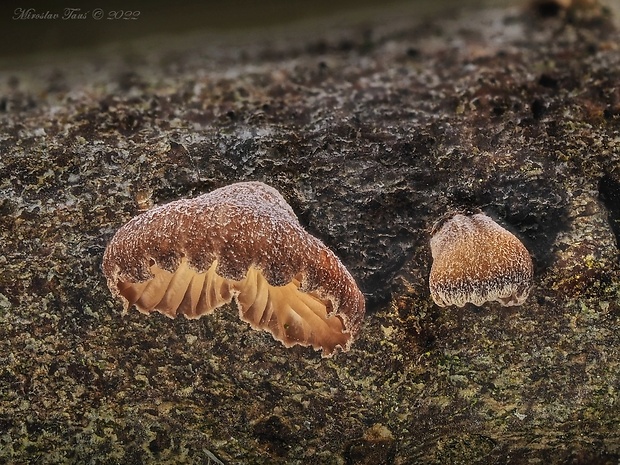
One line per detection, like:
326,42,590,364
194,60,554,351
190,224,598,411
102,181,365,357
429,213,533,307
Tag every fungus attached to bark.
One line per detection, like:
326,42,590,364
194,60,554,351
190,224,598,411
429,213,533,307
102,181,365,356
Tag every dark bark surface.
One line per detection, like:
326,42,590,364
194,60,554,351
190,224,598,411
1,2,619,464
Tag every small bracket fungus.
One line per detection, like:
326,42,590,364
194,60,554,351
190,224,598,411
102,181,365,357
429,213,533,307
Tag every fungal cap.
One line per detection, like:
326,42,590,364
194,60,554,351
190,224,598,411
429,213,533,307
102,181,365,357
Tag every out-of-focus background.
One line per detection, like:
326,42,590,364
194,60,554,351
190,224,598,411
1,0,519,61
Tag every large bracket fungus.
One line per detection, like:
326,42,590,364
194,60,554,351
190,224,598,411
429,213,534,307
102,181,365,356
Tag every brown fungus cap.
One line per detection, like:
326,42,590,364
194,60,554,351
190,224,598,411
102,181,365,356
429,213,533,307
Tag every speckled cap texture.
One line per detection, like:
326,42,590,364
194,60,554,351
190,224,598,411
103,181,365,356
429,213,533,307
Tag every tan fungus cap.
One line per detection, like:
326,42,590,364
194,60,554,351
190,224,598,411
429,213,533,307
102,181,365,357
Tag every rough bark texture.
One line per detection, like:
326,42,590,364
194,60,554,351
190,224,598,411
1,2,619,464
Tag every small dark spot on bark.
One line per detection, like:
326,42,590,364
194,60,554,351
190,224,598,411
603,106,620,120
531,99,546,119
345,435,396,465
538,74,558,88
48,361,60,376
148,427,172,454
598,173,620,250
67,362,94,384
167,141,189,163
338,39,355,52
493,105,506,116
253,415,293,457
406,47,421,58
533,1,563,17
